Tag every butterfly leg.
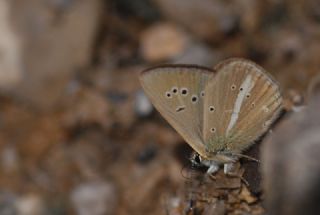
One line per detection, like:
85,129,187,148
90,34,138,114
208,165,219,180
224,163,249,186
223,163,234,174
207,162,219,176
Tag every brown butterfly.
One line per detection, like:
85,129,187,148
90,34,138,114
140,58,283,174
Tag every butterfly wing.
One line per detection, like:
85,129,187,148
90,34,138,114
140,65,215,157
203,59,283,155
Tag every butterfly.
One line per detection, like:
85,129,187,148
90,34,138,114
139,58,283,175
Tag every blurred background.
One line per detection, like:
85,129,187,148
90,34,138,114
0,0,320,214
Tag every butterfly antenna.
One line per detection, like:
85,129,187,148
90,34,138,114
231,152,260,163
226,172,250,186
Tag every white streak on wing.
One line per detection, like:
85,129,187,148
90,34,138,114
226,75,254,135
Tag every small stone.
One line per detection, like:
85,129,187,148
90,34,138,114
140,22,189,61
262,81,320,214
135,90,153,117
15,194,44,215
4,0,102,109
0,191,17,215
0,1,22,89
153,0,236,41
239,186,257,204
71,181,117,215
283,89,305,112
164,196,183,215
173,42,221,67
1,146,19,173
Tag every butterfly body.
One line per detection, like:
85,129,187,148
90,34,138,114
140,58,283,174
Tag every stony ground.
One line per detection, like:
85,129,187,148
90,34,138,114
0,0,319,214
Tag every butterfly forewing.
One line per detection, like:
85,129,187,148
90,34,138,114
140,65,215,157
203,59,282,154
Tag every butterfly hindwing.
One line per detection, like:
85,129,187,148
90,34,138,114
140,65,215,157
203,59,283,154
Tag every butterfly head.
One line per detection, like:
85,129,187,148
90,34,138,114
190,150,237,168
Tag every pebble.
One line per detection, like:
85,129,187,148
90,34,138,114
15,194,44,215
153,0,236,41
1,146,19,173
140,22,189,61
262,81,320,214
71,181,117,215
0,191,17,215
239,186,257,204
173,42,220,67
135,90,153,118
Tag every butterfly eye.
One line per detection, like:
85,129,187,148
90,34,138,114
194,155,201,163
165,91,172,98
171,87,178,94
209,106,215,112
246,93,251,98
210,127,216,133
200,91,205,97
190,153,202,167
239,87,244,91
251,103,255,108
191,95,198,103
231,84,236,90
180,88,188,96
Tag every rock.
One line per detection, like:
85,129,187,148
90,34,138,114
262,76,320,215
173,42,221,67
1,146,19,173
15,194,45,215
134,90,153,118
0,1,22,89
232,0,266,33
71,181,117,215
153,0,237,41
239,186,257,204
0,191,17,215
140,22,189,62
282,88,305,112
1,0,101,109
164,196,183,215
203,200,225,215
